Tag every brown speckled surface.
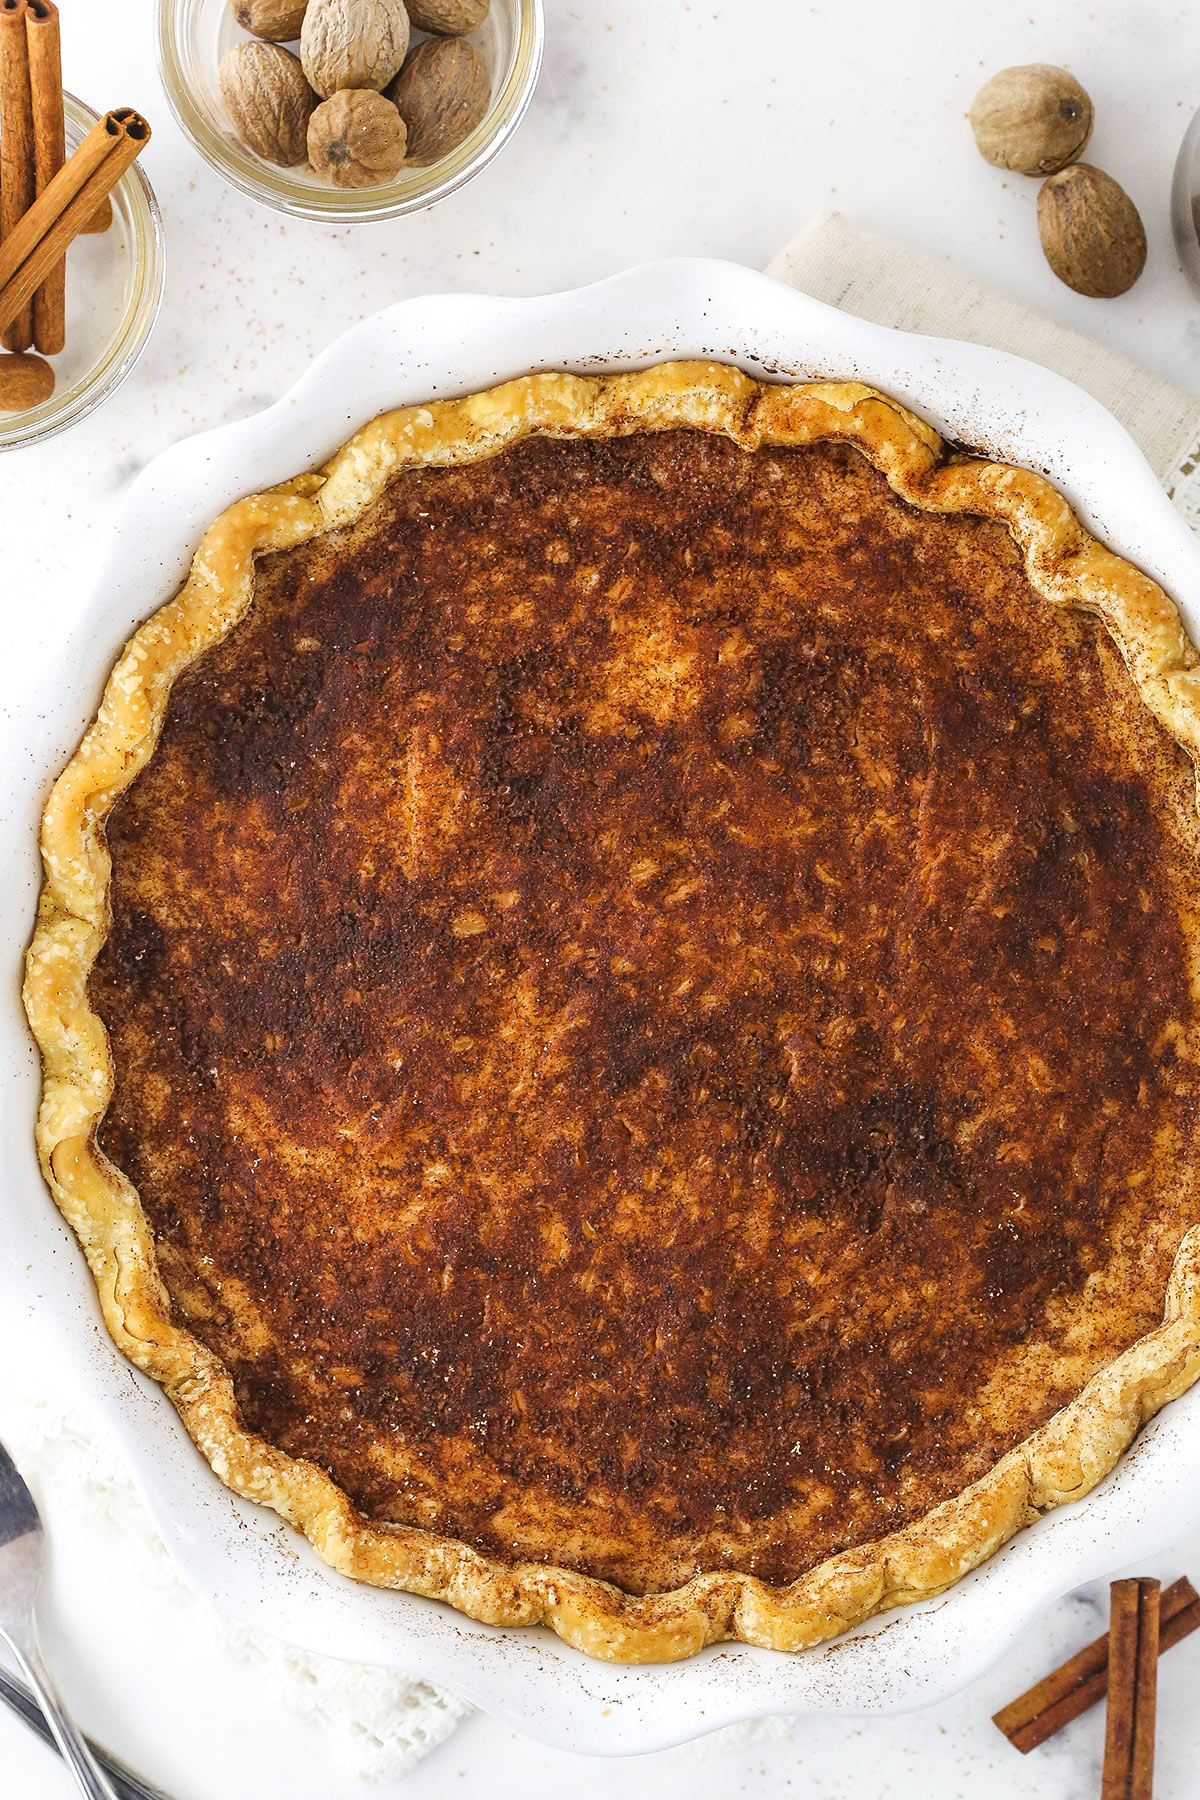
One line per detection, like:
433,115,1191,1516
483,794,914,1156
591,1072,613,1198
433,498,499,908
92,430,1200,1593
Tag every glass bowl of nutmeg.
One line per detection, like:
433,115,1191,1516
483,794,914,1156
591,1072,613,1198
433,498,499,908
157,0,543,222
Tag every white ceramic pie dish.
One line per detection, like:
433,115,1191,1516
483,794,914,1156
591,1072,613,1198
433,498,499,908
3,257,1200,1755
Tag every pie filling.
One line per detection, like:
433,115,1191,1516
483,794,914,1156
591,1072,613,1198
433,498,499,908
90,429,1200,1595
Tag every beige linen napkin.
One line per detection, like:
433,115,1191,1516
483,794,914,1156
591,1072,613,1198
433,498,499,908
766,211,1200,528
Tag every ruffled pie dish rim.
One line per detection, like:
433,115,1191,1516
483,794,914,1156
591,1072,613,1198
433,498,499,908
22,360,1200,1664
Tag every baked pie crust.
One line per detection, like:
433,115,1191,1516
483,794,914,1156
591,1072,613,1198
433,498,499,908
23,362,1200,1663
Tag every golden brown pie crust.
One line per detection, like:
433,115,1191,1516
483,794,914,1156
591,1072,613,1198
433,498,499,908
23,363,1200,1663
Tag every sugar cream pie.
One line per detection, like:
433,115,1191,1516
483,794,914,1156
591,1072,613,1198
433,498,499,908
24,364,1200,1663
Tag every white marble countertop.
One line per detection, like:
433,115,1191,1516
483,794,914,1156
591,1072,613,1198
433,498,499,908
6,0,1200,1793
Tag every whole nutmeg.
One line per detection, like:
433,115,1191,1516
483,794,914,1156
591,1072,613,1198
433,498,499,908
387,37,489,164
307,87,407,184
81,193,112,234
1037,164,1147,297
301,0,410,97
230,0,309,40
0,352,54,412
970,64,1092,176
220,41,316,166
406,0,488,34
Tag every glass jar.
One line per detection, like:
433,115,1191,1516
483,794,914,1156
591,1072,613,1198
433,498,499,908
0,94,164,452
1172,104,1200,290
157,0,544,224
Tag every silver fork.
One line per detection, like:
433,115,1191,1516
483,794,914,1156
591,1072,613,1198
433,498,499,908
0,1436,120,1799
0,1660,170,1800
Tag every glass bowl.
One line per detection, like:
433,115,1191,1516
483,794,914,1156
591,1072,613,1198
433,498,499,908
157,0,543,223
1172,104,1200,293
0,94,164,453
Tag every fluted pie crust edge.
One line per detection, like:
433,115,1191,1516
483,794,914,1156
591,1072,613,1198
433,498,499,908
23,362,1200,1664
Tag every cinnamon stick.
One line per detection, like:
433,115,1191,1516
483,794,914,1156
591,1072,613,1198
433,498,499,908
1101,1578,1159,1800
0,112,119,290
0,0,35,351
25,0,63,355
993,1576,1199,1753
0,110,149,342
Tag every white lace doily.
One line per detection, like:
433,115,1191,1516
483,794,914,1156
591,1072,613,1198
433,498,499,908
0,1391,470,1782
1164,440,1200,537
